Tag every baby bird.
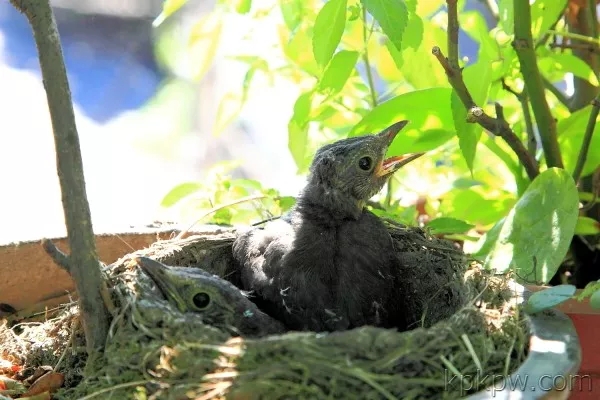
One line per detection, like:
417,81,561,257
233,121,423,332
135,256,285,337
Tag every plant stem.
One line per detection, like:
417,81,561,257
432,1,539,180
546,29,600,45
362,6,378,109
501,80,538,165
573,97,600,182
513,1,564,168
543,78,573,112
10,0,109,352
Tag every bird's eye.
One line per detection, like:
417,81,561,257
192,292,211,310
358,156,373,171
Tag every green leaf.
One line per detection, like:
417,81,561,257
350,88,455,154
415,0,444,17
576,281,600,301
288,91,313,169
451,90,479,173
481,168,579,285
280,0,305,31
557,105,600,177
530,0,568,37
214,93,243,136
312,0,348,68
426,217,475,235
398,20,448,89
497,0,514,35
525,285,576,314
361,0,408,52
406,14,424,50
463,58,493,106
233,0,252,14
441,189,515,227
450,58,491,173
282,27,322,76
317,50,359,95
161,182,203,207
188,12,223,81
153,0,188,27
575,216,600,236
591,289,600,309
539,52,599,86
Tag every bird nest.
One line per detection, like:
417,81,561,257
0,225,528,399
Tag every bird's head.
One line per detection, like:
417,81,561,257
302,121,423,219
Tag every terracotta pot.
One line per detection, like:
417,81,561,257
525,285,600,400
0,226,184,319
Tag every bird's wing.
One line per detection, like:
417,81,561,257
233,218,295,294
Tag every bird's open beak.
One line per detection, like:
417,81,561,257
375,120,425,177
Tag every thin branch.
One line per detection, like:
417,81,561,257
546,29,600,46
549,42,600,54
501,80,537,163
176,194,268,239
431,48,539,180
9,0,109,353
543,78,573,111
513,1,564,168
573,97,600,182
446,0,460,70
41,239,71,272
362,6,378,109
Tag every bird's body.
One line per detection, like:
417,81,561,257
233,121,423,332
235,206,397,331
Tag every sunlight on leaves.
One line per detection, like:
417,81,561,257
188,12,223,81
350,88,455,154
530,0,568,38
214,92,244,136
473,168,579,285
280,0,306,31
497,0,514,35
161,182,203,207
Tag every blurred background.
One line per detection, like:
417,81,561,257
0,0,493,243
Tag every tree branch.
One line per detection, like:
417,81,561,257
501,79,537,164
573,97,600,182
513,1,564,169
9,0,109,353
543,78,573,112
431,3,539,181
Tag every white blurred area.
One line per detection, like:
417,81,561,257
0,0,305,243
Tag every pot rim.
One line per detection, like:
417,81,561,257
464,281,581,400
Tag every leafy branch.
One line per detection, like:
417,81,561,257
513,0,563,169
432,0,539,181
9,0,109,353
